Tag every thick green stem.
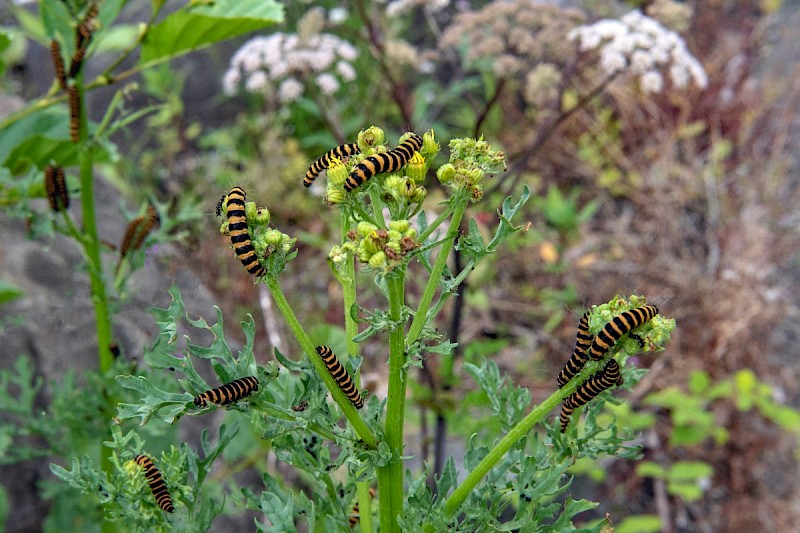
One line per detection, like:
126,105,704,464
263,275,378,448
72,81,114,533
377,271,406,532
406,194,468,347
443,369,591,517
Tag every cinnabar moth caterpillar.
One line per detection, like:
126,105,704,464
304,143,360,187
349,487,377,527
50,40,67,90
315,345,364,409
68,45,87,79
292,400,308,412
68,85,80,142
344,133,423,191
119,206,159,258
193,376,259,408
134,454,175,513
556,312,593,388
225,186,266,277
559,359,623,432
587,305,658,361
44,165,69,211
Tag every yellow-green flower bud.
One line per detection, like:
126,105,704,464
387,230,402,242
423,129,439,156
329,245,344,263
362,238,379,255
219,220,229,235
368,251,387,269
412,186,426,203
386,240,401,254
357,221,378,237
245,201,257,221
358,248,371,263
358,126,385,150
389,220,410,233
383,175,406,198
326,187,345,205
255,207,270,225
466,168,484,185
407,151,426,184
265,229,283,246
281,235,295,254
403,227,417,239
437,164,456,184
326,156,348,185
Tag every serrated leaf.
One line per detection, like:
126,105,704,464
259,417,307,440
116,375,191,425
140,0,283,64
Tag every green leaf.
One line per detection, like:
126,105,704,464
636,461,666,479
616,515,662,533
116,375,192,425
0,107,116,175
92,24,141,54
140,0,283,64
0,280,23,304
667,461,712,481
687,370,710,394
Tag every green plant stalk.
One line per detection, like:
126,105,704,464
262,275,377,448
340,212,374,533
406,193,468,347
377,270,406,532
73,81,115,533
442,368,592,517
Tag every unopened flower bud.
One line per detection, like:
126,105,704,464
326,187,345,205
358,126,385,150
423,129,439,156
245,201,257,221
357,221,378,237
412,186,426,203
265,229,283,246
368,251,387,269
437,164,455,184
389,220,410,233
255,207,270,225
387,230,402,242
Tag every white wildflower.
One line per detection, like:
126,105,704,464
336,61,356,82
317,73,340,95
245,70,269,92
329,7,348,24
222,69,241,96
569,9,707,93
278,78,304,103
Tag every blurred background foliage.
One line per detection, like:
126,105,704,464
1,0,799,531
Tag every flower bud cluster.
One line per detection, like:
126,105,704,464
436,138,506,201
342,219,419,273
219,197,296,272
568,10,707,94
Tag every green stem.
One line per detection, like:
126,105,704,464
72,81,114,533
442,368,593,517
262,275,378,448
377,270,406,532
415,202,456,245
406,194,468,347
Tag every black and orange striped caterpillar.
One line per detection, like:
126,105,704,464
344,133,423,191
315,345,364,409
115,205,159,274
349,487,377,527
304,143,360,187
68,85,80,142
556,312,593,388
50,40,67,90
134,454,175,513
559,359,623,433
193,376,260,408
586,305,658,361
224,186,266,278
44,165,69,211
69,2,98,79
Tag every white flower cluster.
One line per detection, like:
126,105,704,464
222,33,359,102
568,10,707,93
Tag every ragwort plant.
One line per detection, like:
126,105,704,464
54,126,675,531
